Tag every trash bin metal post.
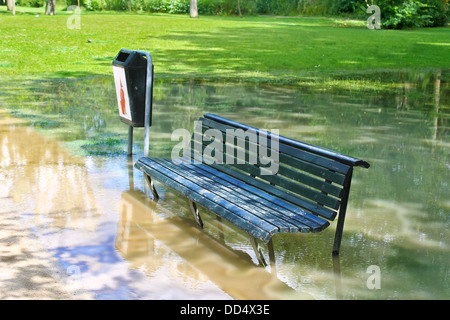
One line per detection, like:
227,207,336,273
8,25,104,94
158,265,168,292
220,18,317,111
128,125,133,156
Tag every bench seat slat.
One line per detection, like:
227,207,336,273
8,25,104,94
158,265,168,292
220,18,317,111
136,157,277,242
151,158,306,233
179,158,330,232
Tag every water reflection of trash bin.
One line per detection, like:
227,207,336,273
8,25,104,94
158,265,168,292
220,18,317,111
112,49,152,127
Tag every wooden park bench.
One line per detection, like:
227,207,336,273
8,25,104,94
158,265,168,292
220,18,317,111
135,113,370,265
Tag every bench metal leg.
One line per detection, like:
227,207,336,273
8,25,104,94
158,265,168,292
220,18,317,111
332,168,353,256
145,174,159,200
267,238,276,273
332,210,346,255
249,236,267,267
189,201,203,228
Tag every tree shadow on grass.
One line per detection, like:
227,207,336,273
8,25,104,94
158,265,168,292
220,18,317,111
149,22,449,83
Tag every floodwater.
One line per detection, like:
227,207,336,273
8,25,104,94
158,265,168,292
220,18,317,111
0,71,448,300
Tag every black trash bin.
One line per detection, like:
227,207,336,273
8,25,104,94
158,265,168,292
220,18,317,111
112,49,153,127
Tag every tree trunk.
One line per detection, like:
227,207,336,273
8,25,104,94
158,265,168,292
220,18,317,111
45,0,56,15
432,70,442,142
190,0,199,18
6,0,15,15
237,0,242,16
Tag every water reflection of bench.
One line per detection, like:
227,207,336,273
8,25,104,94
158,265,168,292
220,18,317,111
117,190,315,300
135,114,370,264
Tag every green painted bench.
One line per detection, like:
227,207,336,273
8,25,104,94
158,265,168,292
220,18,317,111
135,114,370,264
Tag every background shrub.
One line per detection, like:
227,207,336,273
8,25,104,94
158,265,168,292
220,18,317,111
83,0,107,10
16,0,449,28
360,0,449,29
17,0,44,7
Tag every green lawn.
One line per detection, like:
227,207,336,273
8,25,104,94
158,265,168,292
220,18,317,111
0,7,449,85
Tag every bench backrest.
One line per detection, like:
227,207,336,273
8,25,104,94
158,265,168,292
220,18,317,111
188,114,370,222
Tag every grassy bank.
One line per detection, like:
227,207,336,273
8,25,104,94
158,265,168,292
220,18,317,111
0,7,449,86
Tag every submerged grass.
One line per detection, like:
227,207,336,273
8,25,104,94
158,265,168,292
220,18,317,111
79,136,127,156
0,7,449,88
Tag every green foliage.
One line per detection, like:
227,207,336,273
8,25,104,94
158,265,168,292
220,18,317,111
14,0,450,28
64,0,79,5
167,0,190,14
83,0,107,11
256,0,298,15
384,0,433,28
427,0,450,25
295,0,366,16
142,0,170,12
137,0,189,13
363,0,449,29
17,0,44,7
198,0,220,15
197,0,256,15
329,0,365,14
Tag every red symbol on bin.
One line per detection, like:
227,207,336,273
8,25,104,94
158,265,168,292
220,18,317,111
120,79,126,115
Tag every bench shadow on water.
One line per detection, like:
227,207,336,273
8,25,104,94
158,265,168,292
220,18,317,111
0,70,448,299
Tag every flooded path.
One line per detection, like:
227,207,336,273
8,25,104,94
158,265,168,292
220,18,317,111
0,110,229,299
0,109,312,299
0,110,93,299
0,71,449,299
